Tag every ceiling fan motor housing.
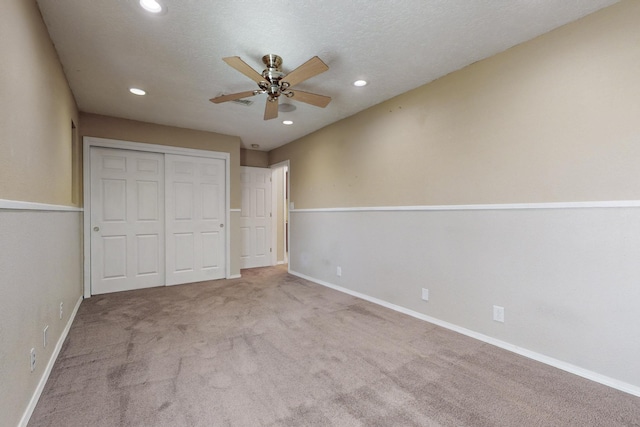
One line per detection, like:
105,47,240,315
262,54,283,70
261,54,289,100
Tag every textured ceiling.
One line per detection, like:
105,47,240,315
36,0,619,151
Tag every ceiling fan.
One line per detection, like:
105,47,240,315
210,54,331,120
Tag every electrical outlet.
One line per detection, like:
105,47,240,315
421,288,429,301
336,266,342,277
43,325,49,348
30,348,36,372
493,305,505,323
60,302,63,320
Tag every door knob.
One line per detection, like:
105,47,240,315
220,224,224,228
93,226,100,232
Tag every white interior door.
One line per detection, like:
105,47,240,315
90,147,165,294
165,154,226,285
240,166,272,269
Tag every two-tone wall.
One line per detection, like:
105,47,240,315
270,0,640,394
1,3,246,425
1,1,83,426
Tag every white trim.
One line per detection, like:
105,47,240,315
0,199,82,212
271,167,278,266
224,155,231,280
83,137,232,298
230,208,241,212
19,296,83,427
271,160,290,267
269,160,290,169
228,274,242,279
291,200,640,213
82,141,92,298
289,270,640,398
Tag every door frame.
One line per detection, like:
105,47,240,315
83,136,231,298
270,160,290,267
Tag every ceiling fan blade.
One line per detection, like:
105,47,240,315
209,91,257,104
282,56,329,87
264,98,279,120
223,56,265,84
289,90,331,108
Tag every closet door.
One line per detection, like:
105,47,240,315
165,154,226,285
90,147,165,295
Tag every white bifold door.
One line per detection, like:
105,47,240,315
90,147,226,295
165,155,226,285
90,148,165,294
240,166,272,269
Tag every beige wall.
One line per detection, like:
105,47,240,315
241,148,269,167
270,0,640,209
80,113,242,208
0,1,83,426
271,0,640,391
0,0,79,206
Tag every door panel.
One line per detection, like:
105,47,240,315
174,233,195,271
174,182,194,219
166,155,226,285
202,184,219,219
137,181,160,220
137,234,160,275
202,232,219,268
240,167,272,269
102,179,126,220
103,236,126,278
90,147,165,294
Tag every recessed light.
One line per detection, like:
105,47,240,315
251,144,260,149
139,0,163,13
282,120,293,125
353,80,367,87
129,88,146,96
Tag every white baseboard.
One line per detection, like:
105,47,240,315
289,270,640,398
19,296,83,427
228,274,242,279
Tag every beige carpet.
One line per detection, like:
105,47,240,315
29,266,639,426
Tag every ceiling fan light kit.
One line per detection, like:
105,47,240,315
210,54,331,120
278,103,297,112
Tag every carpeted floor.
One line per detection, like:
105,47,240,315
29,266,639,426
